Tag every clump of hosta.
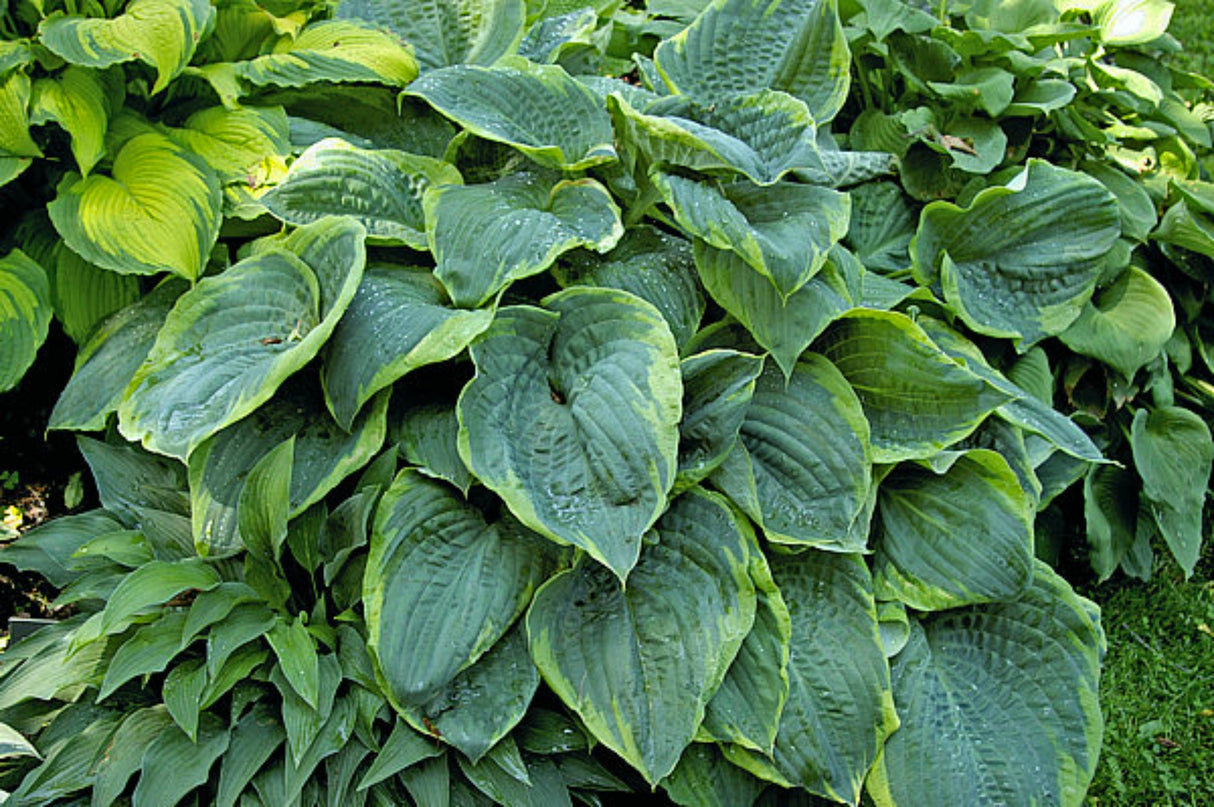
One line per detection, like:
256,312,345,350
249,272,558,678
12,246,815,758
1,0,1210,804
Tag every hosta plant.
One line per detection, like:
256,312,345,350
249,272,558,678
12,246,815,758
0,0,1211,804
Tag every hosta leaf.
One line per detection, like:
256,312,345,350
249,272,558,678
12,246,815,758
874,450,1034,611
427,171,622,307
392,403,473,493
408,59,615,170
167,105,291,181
47,132,222,282
517,6,598,63
815,310,1011,462
700,545,790,752
554,225,704,350
49,245,142,345
694,241,852,376
401,622,540,762
526,488,756,785
93,707,174,807
867,563,1104,807
358,718,441,790
844,181,916,275
336,0,524,71
75,558,221,647
263,138,462,249
7,710,123,805
1131,406,1213,578
267,615,320,710
367,471,556,705
1094,0,1172,45
323,265,493,429
663,743,766,807
654,0,850,122
0,249,51,393
98,611,188,699
39,0,214,93
217,703,285,807
189,375,387,555
911,160,1121,346
0,70,42,158
1084,464,1139,582
134,714,231,805
119,217,366,459
76,436,188,524
655,173,848,297
29,66,109,175
676,350,763,489
1059,265,1175,378
712,357,871,550
2,510,126,588
458,288,682,579
609,91,826,186
203,20,419,101
729,552,897,803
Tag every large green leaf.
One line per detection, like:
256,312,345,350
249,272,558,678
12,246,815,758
93,708,174,807
1130,406,1213,578
118,218,366,459
655,172,848,297
867,563,1104,807
166,105,291,182
676,350,763,489
0,248,51,393
844,181,916,275
654,0,850,123
663,743,766,807
29,66,109,175
336,0,524,71
134,714,231,805
263,138,461,249
367,469,555,709
73,558,221,647
609,91,827,186
322,264,493,429
526,488,756,785
189,377,387,556
728,551,897,804
711,357,872,550
815,310,1011,462
48,245,142,345
0,70,41,159
874,450,1034,611
1059,265,1175,378
408,59,615,170
554,225,704,351
427,171,622,307
39,0,214,93
49,280,185,432
392,402,473,493
911,160,1121,346
47,132,222,282
1084,464,1139,582
694,241,853,376
458,288,682,579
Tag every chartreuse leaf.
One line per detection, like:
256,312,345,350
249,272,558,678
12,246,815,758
1131,406,1213,578
1059,265,1175,378
815,310,1011,462
134,713,231,805
874,450,1034,611
655,172,848,297
526,488,756,785
323,265,493,429
1094,0,1173,45
700,541,790,752
654,0,850,122
50,279,185,432
203,20,419,99
458,288,682,580
167,105,291,181
92,707,174,807
49,245,142,345
38,0,214,93
336,0,524,71
29,66,109,175
367,470,555,705
663,743,766,807
408,59,615,170
119,217,366,459
190,375,387,555
48,132,222,281
402,622,540,762
867,563,1104,807
729,551,897,803
911,160,1121,346
609,91,827,186
712,357,872,550
427,171,622,307
0,248,51,393
0,70,42,159
554,225,704,351
694,241,852,376
263,139,461,249
676,350,763,489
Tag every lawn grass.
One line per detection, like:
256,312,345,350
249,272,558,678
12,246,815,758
1083,544,1214,805
1170,0,1214,75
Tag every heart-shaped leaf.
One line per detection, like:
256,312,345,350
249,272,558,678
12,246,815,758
336,0,524,71
0,249,51,393
459,287,682,579
1059,265,1175,378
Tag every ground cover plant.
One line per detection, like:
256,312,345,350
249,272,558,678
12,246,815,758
0,0,1211,804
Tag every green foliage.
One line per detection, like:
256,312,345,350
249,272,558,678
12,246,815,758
0,0,1212,804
